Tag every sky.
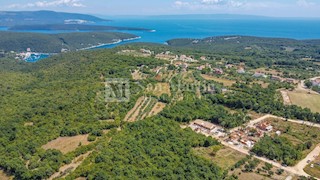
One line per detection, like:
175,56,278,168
1,0,320,17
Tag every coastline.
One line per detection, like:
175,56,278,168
79,36,141,50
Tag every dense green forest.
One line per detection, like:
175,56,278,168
66,118,225,179
0,32,137,53
0,50,163,179
1,36,320,179
0,10,108,26
167,36,320,60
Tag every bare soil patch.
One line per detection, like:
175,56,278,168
148,102,166,117
42,134,90,154
0,170,11,180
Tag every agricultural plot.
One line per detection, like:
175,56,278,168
124,96,161,122
287,91,320,113
42,134,91,154
148,83,171,97
201,74,236,87
192,146,246,170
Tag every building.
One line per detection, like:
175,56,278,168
237,68,246,74
253,72,267,78
214,68,224,75
193,119,215,133
140,49,153,55
257,122,273,132
200,56,207,61
312,78,320,87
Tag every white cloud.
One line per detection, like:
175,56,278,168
174,0,244,9
8,0,85,9
297,0,315,7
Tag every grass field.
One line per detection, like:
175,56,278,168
201,74,236,87
287,91,320,113
193,146,246,170
304,155,320,179
42,134,91,154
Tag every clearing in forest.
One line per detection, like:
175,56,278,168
148,102,166,117
193,146,246,170
0,170,10,180
124,96,160,122
201,74,236,87
287,91,320,113
42,134,91,154
148,83,171,97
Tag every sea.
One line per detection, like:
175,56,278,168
2,17,320,61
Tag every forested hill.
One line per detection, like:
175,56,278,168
0,10,108,26
8,24,151,31
167,36,320,59
0,31,138,53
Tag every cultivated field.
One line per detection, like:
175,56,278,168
150,83,171,97
148,102,166,117
42,134,91,154
124,96,160,122
287,91,320,113
253,68,283,76
201,74,236,87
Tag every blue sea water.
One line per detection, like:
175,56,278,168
2,17,320,61
102,17,320,43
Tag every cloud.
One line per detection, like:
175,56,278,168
174,0,244,9
8,0,85,9
296,0,315,7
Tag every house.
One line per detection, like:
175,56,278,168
237,68,246,74
253,72,267,78
312,78,320,87
200,56,207,61
225,64,234,69
197,65,206,71
240,139,255,148
140,49,153,55
193,119,215,133
214,68,224,75
257,122,273,132
179,55,195,62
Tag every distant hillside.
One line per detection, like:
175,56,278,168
0,31,138,53
0,10,108,26
167,35,320,59
9,24,151,31
151,14,271,19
